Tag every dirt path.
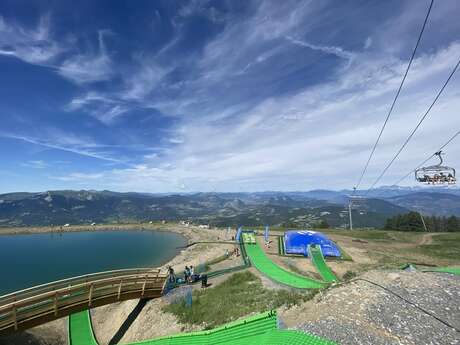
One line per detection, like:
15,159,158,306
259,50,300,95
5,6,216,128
418,233,434,246
417,232,446,246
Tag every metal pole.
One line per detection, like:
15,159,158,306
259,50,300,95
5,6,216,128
419,212,428,232
348,202,353,230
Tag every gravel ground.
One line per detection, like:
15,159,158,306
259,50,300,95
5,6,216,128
282,270,460,345
0,319,66,345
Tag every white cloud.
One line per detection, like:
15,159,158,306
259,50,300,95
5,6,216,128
0,131,126,164
10,1,459,192
20,160,49,169
0,14,63,64
286,36,355,61
58,31,113,84
121,62,169,101
56,41,460,192
54,172,105,182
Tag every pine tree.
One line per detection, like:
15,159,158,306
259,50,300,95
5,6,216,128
446,216,459,232
318,219,330,229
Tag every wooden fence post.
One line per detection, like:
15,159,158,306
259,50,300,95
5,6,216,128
88,284,94,307
141,276,148,296
12,305,18,331
117,279,123,300
54,292,58,316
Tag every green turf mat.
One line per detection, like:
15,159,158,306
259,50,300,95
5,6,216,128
127,310,337,345
229,329,338,345
309,246,337,283
68,310,98,345
245,242,324,289
69,309,336,345
425,266,460,276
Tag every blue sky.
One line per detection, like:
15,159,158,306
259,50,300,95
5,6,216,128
0,0,459,193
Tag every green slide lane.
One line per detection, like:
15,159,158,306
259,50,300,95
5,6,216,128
70,310,336,345
238,329,338,345
402,264,460,277
308,246,338,283
69,311,98,345
424,266,460,276
245,242,324,289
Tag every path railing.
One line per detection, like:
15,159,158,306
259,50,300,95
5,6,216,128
0,268,167,336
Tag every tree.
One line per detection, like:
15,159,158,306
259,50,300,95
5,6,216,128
382,212,458,232
384,217,394,230
446,216,459,232
318,219,330,229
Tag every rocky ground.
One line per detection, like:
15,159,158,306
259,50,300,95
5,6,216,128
280,270,460,345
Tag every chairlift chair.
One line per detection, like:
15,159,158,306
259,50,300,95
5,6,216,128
415,151,456,185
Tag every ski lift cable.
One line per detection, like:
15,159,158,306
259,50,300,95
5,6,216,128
364,57,460,195
393,129,460,185
353,0,435,194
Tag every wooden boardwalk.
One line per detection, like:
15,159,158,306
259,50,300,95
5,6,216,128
0,268,167,336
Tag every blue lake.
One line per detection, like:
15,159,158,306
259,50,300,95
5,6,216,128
0,230,187,295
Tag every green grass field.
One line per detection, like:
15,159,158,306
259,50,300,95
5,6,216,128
416,233,460,261
163,271,317,329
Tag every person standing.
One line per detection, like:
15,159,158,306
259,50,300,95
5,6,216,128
168,266,176,283
189,265,194,282
184,266,190,283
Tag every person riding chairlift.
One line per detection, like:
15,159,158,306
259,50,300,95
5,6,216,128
439,172,446,183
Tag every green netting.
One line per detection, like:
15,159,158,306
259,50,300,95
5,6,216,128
309,246,337,283
68,310,98,345
245,242,324,289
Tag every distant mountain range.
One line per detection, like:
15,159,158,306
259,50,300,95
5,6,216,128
0,187,459,228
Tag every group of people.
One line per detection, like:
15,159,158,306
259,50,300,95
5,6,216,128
418,172,456,184
184,265,196,283
167,265,208,288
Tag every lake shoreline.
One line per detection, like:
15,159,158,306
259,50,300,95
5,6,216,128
0,223,192,239
0,222,235,273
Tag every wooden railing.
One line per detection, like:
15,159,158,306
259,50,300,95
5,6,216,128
0,268,167,336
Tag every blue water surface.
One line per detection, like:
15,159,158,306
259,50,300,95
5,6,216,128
0,230,186,295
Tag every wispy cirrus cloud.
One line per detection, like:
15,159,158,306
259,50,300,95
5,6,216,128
0,131,126,164
56,39,460,191
0,15,114,85
20,160,49,169
0,13,63,64
58,31,114,84
2,0,460,193
286,36,355,61
53,172,105,182
65,91,131,124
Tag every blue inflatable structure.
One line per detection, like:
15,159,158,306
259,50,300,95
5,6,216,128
284,230,341,257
